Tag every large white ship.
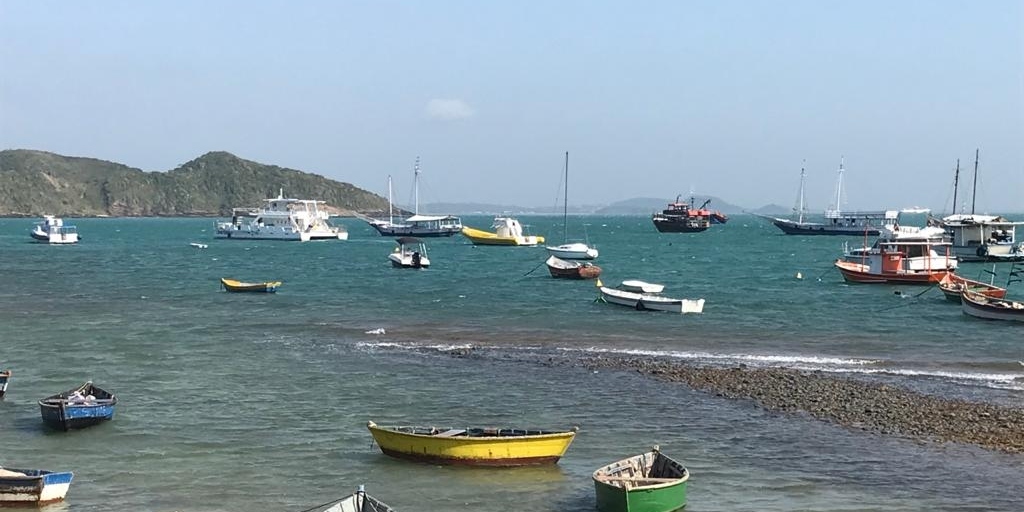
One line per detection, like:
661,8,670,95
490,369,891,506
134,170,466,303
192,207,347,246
214,191,348,241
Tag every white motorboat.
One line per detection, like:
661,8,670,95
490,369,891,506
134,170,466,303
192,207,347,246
30,215,78,244
597,280,704,314
214,191,348,241
388,237,430,269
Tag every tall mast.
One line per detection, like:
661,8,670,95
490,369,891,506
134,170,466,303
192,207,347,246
832,156,844,213
387,175,393,224
971,148,979,215
797,161,806,224
952,159,959,214
413,156,421,216
563,151,569,242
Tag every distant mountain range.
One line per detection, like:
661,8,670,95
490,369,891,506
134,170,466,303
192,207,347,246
0,148,789,217
424,197,790,216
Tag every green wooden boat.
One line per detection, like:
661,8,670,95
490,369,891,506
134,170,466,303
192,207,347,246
593,447,689,512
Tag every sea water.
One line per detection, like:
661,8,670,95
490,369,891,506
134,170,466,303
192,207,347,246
0,215,1022,511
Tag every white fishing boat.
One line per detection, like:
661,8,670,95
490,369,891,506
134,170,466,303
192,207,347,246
934,151,1024,262
961,290,1024,322
546,152,598,260
835,225,957,284
597,280,705,314
30,215,79,244
214,190,348,241
388,237,430,269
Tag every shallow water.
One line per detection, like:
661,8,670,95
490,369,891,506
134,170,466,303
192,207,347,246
0,215,1021,511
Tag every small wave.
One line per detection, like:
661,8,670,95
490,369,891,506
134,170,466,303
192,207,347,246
559,346,879,367
356,341,476,352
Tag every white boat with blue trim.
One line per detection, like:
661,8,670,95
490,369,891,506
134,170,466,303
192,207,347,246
215,191,348,241
0,467,73,504
30,215,78,244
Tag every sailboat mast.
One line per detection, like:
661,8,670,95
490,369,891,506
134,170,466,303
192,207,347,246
971,148,979,215
563,151,569,242
833,156,844,213
797,162,806,224
952,159,960,214
387,175,393,224
414,157,421,216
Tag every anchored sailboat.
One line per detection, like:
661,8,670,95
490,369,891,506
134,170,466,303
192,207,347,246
367,157,463,237
545,152,598,259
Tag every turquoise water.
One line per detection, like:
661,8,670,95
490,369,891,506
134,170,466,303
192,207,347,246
0,215,1022,511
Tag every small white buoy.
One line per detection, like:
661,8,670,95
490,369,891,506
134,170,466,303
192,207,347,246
795,272,803,280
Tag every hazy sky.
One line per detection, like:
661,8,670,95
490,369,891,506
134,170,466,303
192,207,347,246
2,1,1021,212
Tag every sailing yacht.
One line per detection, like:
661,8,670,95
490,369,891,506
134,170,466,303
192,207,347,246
545,152,598,260
768,159,897,235
367,158,463,237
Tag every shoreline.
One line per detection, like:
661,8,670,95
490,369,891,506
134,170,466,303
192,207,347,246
448,348,1024,454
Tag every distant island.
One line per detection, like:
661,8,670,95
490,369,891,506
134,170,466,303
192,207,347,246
0,149,787,217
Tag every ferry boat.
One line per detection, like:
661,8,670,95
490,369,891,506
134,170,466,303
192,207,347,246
215,191,348,241
651,196,711,233
30,215,79,244
835,225,957,284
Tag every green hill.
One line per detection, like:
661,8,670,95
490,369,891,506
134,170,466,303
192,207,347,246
0,149,390,217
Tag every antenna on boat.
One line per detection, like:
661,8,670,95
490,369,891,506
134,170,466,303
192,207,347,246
413,157,421,216
971,148,979,215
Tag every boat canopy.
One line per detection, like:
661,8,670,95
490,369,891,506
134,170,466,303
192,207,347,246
405,214,458,222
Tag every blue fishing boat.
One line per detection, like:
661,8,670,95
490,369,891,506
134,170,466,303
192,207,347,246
38,381,117,431
0,369,10,399
0,468,74,504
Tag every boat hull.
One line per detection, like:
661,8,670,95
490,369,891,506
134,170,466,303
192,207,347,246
961,292,1024,322
834,260,950,284
38,382,117,431
651,219,709,233
0,469,73,504
367,422,577,466
546,256,601,280
593,450,689,512
773,218,880,236
221,278,281,293
323,488,396,512
599,287,705,314
460,226,544,246
0,370,9,398
546,243,599,260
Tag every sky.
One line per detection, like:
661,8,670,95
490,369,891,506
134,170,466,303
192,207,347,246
1,1,1022,212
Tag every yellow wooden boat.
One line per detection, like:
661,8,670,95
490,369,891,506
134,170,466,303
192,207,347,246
220,278,282,293
366,421,577,466
460,217,545,246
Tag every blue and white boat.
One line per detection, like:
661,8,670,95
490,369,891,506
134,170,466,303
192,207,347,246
38,381,117,431
0,468,74,504
30,215,79,244
0,369,10,398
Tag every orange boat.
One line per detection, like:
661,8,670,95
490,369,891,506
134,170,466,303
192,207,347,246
937,273,1006,302
835,226,957,284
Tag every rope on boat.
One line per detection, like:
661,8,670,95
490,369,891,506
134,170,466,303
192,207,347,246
874,284,936,312
521,259,546,277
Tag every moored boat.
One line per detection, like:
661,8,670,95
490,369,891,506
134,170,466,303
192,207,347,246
461,217,545,246
597,280,705,314
651,196,710,233
620,280,664,294
0,468,74,504
937,272,1006,302
835,225,957,284
315,485,395,512
366,159,463,237
768,162,897,236
214,190,348,241
546,255,602,280
38,381,117,431
30,215,79,244
388,237,430,269
961,290,1024,322
593,448,690,512
545,152,599,259
366,421,578,466
0,369,10,399
221,278,282,293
